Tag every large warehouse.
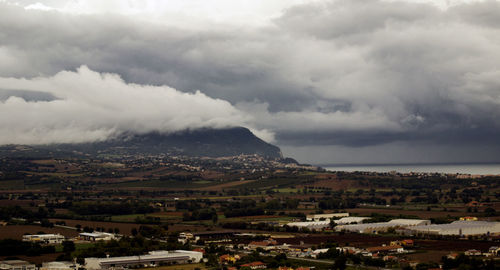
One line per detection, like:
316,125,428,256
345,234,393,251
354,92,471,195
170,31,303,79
85,250,203,270
286,220,330,230
409,221,500,236
335,219,430,233
334,217,370,225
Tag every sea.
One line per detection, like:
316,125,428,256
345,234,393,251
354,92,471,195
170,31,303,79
322,163,500,175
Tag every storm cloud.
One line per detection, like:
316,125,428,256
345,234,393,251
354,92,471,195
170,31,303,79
1,0,500,163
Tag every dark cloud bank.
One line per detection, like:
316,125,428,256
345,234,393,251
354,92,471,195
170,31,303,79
1,0,500,164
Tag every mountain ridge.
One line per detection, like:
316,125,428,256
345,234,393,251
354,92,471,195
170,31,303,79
0,127,285,159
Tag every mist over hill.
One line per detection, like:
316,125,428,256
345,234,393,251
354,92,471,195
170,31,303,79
0,127,284,159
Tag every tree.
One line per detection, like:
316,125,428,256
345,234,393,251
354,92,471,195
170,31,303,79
334,255,347,270
62,241,75,253
484,207,496,217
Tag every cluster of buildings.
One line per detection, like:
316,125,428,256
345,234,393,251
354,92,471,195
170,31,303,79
286,214,500,238
21,232,119,245
0,251,203,270
287,216,370,230
22,234,65,244
0,261,82,270
84,250,203,270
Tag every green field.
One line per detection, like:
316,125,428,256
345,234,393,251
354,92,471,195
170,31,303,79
0,179,25,189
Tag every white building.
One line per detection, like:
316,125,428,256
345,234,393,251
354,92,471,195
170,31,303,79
311,248,330,258
286,221,331,230
334,217,370,225
306,213,349,221
22,234,65,244
79,232,116,242
335,219,430,233
85,250,203,270
178,232,199,244
0,260,36,270
410,221,500,236
40,262,80,270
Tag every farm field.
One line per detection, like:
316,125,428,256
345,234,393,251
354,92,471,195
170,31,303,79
345,207,468,219
0,225,78,239
49,219,140,236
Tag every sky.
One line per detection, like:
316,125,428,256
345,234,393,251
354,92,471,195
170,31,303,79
1,0,500,164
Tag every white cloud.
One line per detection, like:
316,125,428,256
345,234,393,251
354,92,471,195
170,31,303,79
0,66,249,144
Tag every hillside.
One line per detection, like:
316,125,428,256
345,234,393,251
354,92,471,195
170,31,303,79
0,127,283,159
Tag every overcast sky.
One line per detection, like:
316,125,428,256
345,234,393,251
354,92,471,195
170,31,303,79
1,0,500,164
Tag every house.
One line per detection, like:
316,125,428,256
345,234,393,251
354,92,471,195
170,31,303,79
460,216,478,221
79,232,116,242
447,253,459,259
464,249,482,256
402,239,414,246
489,246,500,256
0,260,36,270
366,245,404,255
241,261,267,269
219,254,240,264
248,239,277,250
311,248,329,258
390,239,414,247
178,232,198,244
466,201,480,207
383,255,397,261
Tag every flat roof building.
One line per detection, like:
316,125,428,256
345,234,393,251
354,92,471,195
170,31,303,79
334,217,370,225
306,213,349,221
335,219,430,233
85,250,203,270
410,221,500,236
79,232,116,242
0,260,36,270
40,261,79,270
286,221,330,230
22,234,65,244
